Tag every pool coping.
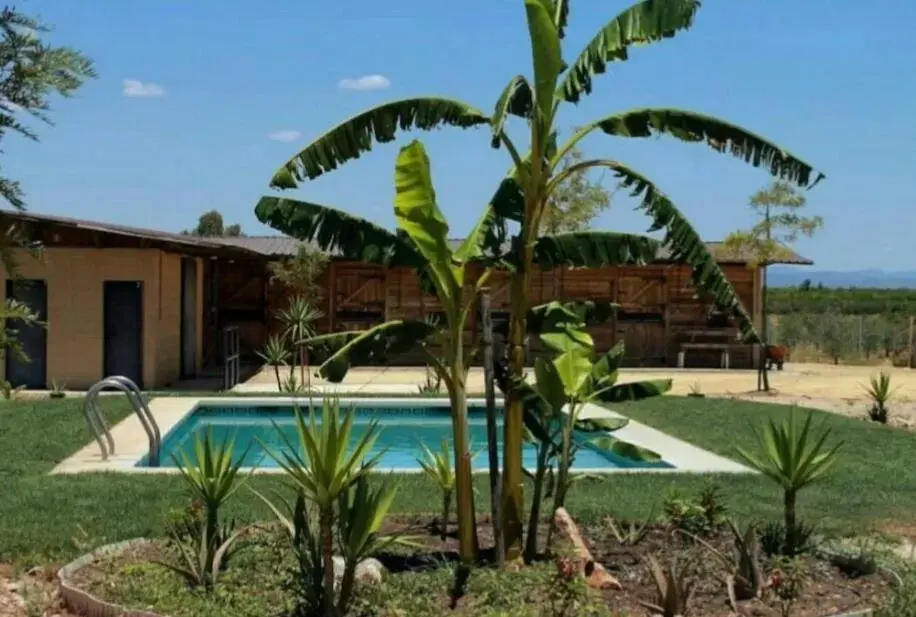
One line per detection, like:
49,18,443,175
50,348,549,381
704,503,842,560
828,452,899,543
51,397,750,475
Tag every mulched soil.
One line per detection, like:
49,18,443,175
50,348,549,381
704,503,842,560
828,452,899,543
37,514,896,617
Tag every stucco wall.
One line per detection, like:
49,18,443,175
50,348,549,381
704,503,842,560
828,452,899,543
1,248,203,389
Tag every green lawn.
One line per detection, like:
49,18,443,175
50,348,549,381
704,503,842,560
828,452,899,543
2,394,914,566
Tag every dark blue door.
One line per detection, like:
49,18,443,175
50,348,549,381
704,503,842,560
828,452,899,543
4,279,47,388
103,281,143,388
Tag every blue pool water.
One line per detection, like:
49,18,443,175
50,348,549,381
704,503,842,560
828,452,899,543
140,404,673,471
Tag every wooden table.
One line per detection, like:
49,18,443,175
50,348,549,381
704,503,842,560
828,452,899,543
677,328,741,369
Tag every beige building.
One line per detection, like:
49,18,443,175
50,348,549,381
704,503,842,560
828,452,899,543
0,211,259,390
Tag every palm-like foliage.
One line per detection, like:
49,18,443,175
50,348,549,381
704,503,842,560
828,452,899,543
257,333,291,390
291,141,488,563
255,0,823,558
735,409,842,555
417,438,456,539
158,431,251,589
264,398,382,617
278,295,324,388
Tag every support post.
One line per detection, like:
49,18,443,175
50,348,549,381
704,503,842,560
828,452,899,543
909,316,915,370
480,287,504,566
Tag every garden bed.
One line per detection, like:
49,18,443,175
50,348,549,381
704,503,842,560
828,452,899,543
62,515,894,617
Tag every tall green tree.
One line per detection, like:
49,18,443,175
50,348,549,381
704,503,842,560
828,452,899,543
540,142,612,234
255,0,823,560
0,7,94,362
183,210,243,237
724,180,823,391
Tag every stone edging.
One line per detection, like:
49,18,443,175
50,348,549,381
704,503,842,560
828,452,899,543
57,538,163,617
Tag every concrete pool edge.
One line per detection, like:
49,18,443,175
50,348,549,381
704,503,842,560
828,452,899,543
52,396,750,476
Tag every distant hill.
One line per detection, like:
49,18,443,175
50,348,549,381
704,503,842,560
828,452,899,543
767,267,916,289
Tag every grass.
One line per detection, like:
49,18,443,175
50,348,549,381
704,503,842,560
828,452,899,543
3,394,916,566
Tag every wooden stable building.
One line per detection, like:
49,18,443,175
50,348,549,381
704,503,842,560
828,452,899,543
212,237,812,371
0,210,812,390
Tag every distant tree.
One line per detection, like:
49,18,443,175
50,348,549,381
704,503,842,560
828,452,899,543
539,141,612,234
798,278,812,291
183,210,243,237
725,180,824,391
0,7,94,373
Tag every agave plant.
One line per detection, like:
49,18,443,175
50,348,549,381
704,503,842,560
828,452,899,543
640,554,696,617
263,398,382,617
256,0,822,558
689,520,765,609
735,408,842,556
417,438,455,539
156,430,251,589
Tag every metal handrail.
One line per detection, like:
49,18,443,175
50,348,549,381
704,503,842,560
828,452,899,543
83,376,161,466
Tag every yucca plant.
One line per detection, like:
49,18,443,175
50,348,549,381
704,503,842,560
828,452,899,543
256,0,822,558
264,398,382,617
417,438,455,539
735,408,842,556
336,476,408,612
156,430,251,589
863,370,896,424
257,333,291,390
278,295,324,388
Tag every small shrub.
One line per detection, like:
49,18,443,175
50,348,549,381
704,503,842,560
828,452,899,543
691,520,765,606
687,381,704,398
768,556,807,617
417,438,455,539
163,500,205,545
0,379,24,400
875,568,916,617
698,482,728,530
639,554,696,617
819,536,880,578
663,490,708,538
606,513,653,548
760,520,818,557
864,371,897,424
49,379,66,398
417,364,442,394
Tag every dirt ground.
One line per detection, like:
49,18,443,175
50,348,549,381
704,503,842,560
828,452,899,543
244,362,916,427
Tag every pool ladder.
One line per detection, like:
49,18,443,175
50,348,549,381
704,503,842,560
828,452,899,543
83,376,161,467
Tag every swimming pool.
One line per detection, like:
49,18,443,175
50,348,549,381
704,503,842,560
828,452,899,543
138,402,674,472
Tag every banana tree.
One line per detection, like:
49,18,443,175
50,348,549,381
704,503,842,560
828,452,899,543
256,0,823,559
287,140,493,563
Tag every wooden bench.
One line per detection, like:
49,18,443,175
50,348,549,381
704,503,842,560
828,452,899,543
678,342,736,369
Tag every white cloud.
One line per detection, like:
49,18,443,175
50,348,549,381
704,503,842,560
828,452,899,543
267,130,302,143
122,79,166,98
337,74,390,91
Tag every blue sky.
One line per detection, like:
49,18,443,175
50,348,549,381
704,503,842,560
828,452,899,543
7,0,915,270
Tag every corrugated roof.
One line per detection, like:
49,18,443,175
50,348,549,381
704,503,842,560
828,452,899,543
214,235,812,265
0,210,812,265
0,210,262,257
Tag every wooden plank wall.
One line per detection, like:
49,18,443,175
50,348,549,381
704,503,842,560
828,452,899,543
230,259,760,369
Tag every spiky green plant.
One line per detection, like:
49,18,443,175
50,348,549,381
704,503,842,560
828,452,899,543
863,370,896,424
156,430,251,589
264,398,382,617
417,438,456,539
735,408,842,556
640,554,696,617
257,333,291,390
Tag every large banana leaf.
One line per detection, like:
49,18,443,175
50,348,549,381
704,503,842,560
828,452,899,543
609,162,761,343
526,300,618,335
580,108,825,188
304,320,437,382
270,97,490,189
524,0,564,126
393,141,460,298
558,0,701,103
491,75,533,148
531,231,660,270
255,197,423,268
553,0,570,39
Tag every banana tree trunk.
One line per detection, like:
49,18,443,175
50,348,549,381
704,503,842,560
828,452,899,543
524,443,550,563
501,268,530,560
448,363,479,562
